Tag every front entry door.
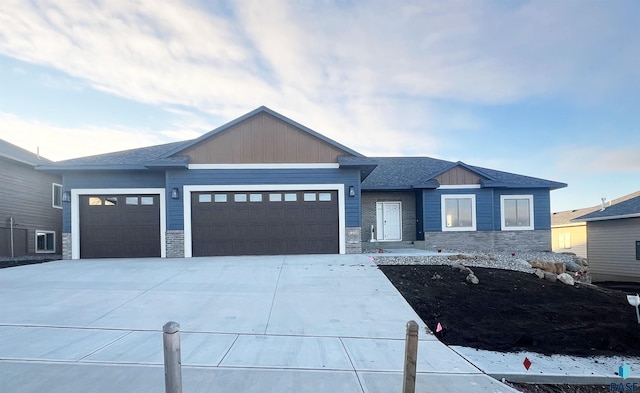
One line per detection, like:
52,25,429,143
376,202,402,241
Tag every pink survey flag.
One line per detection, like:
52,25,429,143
436,322,443,332
369,256,375,261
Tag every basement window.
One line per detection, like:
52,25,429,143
36,231,55,253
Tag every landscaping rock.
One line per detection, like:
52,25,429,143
574,256,588,267
534,269,545,279
557,273,575,286
466,273,479,284
529,260,566,275
543,272,557,282
564,260,582,272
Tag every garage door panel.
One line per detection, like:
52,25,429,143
80,195,161,259
192,190,339,256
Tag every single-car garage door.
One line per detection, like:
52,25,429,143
80,195,161,258
191,190,339,256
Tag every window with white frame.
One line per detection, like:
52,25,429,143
52,183,63,209
36,231,55,253
441,194,476,231
500,195,534,230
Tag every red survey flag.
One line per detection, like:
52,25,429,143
523,357,532,370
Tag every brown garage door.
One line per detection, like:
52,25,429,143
80,195,161,258
191,190,339,256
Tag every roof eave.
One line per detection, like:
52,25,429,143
480,181,568,189
37,164,153,171
577,213,640,222
362,185,415,191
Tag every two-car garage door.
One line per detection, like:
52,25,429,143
191,190,339,256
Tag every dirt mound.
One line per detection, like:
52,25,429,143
380,265,640,357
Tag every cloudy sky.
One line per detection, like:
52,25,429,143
0,0,638,212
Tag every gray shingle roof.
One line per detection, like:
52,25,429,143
574,193,640,221
38,141,190,170
553,190,640,225
0,139,52,166
362,157,566,190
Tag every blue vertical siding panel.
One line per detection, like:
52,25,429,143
166,168,361,230
493,188,551,230
62,171,166,232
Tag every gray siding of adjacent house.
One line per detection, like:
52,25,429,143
587,217,640,282
0,158,62,256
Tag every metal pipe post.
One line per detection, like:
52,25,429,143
163,321,182,393
402,320,419,393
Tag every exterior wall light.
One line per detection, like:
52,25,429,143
349,186,356,198
62,191,71,202
171,188,180,200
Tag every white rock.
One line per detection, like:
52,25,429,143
557,273,575,286
466,273,479,284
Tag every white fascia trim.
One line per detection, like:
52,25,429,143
70,188,166,260
188,164,340,170
441,194,477,232
582,213,640,222
183,184,346,257
437,185,481,189
500,194,535,231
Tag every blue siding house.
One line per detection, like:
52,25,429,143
39,106,566,259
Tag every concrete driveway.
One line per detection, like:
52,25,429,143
0,254,517,392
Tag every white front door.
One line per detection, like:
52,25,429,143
376,202,402,241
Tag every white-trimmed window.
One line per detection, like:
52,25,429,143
441,194,476,231
52,183,63,209
36,230,55,253
500,195,534,230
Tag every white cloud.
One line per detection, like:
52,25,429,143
556,146,640,173
0,112,184,161
0,0,637,163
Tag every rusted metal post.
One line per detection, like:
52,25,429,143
402,320,419,393
163,321,182,393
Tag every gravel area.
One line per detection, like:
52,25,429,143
368,251,578,273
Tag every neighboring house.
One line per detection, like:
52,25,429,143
551,191,640,258
0,139,62,257
573,193,640,283
360,157,566,252
38,106,566,260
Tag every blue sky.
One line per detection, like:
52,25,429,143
0,0,638,212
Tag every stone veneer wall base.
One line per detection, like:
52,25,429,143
346,227,362,254
423,230,551,252
62,233,72,260
166,230,185,258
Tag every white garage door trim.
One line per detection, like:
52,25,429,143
71,188,166,260
183,184,346,257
